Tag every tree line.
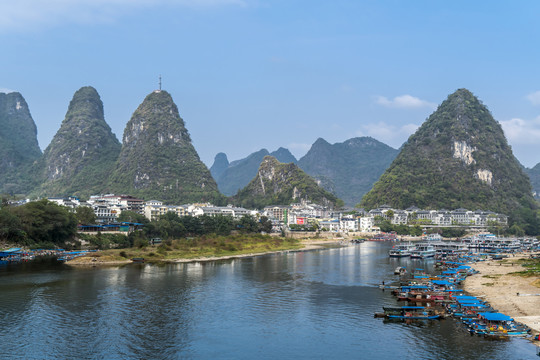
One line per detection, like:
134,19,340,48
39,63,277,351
0,199,274,249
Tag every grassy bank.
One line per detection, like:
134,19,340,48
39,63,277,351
71,234,302,263
512,257,540,287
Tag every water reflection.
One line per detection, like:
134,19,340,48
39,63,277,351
0,243,536,359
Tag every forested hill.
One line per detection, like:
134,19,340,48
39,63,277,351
0,91,42,195
107,90,223,204
233,156,341,209
360,88,538,232
31,86,121,198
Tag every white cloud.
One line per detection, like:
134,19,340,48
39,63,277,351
500,117,540,144
0,0,246,33
0,88,15,93
375,94,436,109
526,91,540,106
356,121,419,147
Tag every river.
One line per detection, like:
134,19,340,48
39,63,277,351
0,242,536,359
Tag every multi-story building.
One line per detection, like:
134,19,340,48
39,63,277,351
144,203,188,221
88,194,144,215
263,205,290,222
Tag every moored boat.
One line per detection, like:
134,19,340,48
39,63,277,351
389,243,416,258
380,305,442,320
410,244,436,259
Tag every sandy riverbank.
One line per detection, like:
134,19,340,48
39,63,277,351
463,254,540,339
67,238,344,266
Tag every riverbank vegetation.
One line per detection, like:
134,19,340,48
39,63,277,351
512,257,540,280
0,199,288,257
71,234,301,263
0,199,77,248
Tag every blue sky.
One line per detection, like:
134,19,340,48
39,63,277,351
2,0,540,167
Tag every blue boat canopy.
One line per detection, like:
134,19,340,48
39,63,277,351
0,248,24,256
401,306,425,309
478,312,513,321
456,300,483,304
432,280,452,285
442,270,458,274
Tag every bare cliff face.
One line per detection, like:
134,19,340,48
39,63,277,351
0,91,42,194
32,86,121,197
233,156,341,209
108,90,222,204
361,89,536,227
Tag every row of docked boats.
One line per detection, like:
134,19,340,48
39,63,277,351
461,233,539,251
388,234,540,260
0,248,95,264
375,255,532,338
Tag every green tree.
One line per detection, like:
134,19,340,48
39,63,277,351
212,215,234,236
259,216,273,233
410,225,423,236
0,208,25,243
180,215,203,236
236,215,259,233
118,210,148,224
75,206,96,224
509,224,525,237
10,199,77,245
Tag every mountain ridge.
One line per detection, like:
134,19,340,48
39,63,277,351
297,136,398,206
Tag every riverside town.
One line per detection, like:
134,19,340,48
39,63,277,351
4,194,510,235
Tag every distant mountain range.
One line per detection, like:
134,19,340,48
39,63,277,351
211,137,398,206
1,86,539,230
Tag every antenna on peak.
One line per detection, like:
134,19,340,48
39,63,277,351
159,74,162,91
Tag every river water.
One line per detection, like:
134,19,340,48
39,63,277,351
0,242,536,359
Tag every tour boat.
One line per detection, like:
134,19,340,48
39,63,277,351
410,244,436,259
388,243,416,257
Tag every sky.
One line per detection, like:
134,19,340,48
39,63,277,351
2,0,540,167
